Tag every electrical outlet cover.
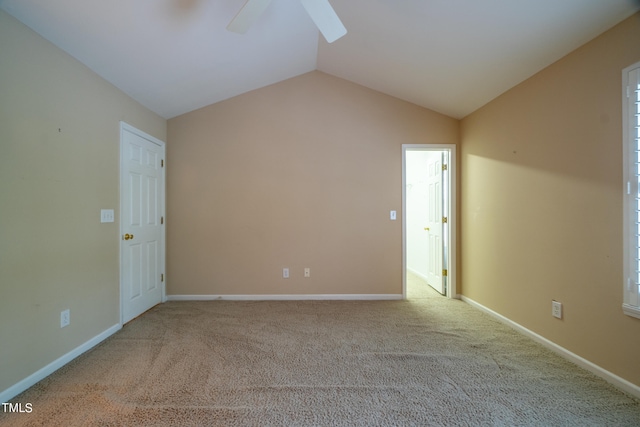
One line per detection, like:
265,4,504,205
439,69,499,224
61,309,70,328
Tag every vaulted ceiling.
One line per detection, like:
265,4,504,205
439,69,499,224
2,0,638,119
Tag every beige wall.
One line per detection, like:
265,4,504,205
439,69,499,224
460,14,640,386
0,10,166,393
167,71,459,296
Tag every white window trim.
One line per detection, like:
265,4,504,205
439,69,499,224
623,61,640,319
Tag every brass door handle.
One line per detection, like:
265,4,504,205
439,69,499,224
123,233,134,240
424,227,430,231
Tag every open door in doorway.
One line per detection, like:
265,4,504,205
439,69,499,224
403,146,455,298
426,151,446,294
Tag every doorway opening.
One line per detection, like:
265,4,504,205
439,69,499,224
402,145,456,299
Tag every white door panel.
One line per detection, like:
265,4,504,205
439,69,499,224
426,153,444,294
120,123,165,324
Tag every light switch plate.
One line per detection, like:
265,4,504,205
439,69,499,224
101,209,115,223
390,210,397,220
552,300,562,319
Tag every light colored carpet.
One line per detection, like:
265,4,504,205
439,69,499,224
2,275,640,426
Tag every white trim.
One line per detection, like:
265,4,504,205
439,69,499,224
402,144,458,300
622,62,640,317
407,267,429,282
119,122,167,324
622,303,640,319
0,324,121,403
462,296,640,400
167,294,403,301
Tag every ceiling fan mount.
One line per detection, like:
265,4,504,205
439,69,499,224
227,0,347,43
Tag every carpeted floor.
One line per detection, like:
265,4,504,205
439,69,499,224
2,274,640,426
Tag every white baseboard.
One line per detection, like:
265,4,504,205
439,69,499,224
0,323,121,403
407,267,428,282
461,296,640,400
167,294,404,301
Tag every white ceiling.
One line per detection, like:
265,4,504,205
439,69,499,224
2,0,638,119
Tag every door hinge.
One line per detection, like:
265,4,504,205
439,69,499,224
442,164,448,171
442,269,448,277
161,159,164,167
161,216,164,225
161,274,164,282
627,86,631,98
442,216,448,223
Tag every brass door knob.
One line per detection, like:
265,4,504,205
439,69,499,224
424,227,430,231
123,233,134,240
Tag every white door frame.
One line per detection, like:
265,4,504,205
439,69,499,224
402,144,457,299
119,121,166,325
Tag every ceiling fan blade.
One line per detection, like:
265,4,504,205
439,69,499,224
227,0,273,34
300,0,347,43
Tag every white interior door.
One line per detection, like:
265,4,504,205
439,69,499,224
426,152,445,294
120,123,165,324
